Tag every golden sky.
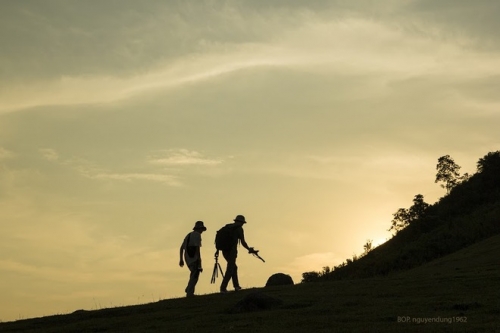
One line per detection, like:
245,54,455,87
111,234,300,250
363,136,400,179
1,0,499,321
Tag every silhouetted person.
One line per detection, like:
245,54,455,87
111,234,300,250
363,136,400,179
220,215,256,293
179,221,206,297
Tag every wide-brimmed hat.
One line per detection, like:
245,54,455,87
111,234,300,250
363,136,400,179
233,215,247,224
193,221,207,231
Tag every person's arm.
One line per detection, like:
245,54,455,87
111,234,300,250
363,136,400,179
239,228,255,253
197,246,202,272
179,238,185,267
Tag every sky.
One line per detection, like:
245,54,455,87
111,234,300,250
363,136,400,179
1,0,499,322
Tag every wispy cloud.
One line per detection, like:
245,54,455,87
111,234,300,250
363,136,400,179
149,149,222,166
37,148,225,186
5,14,500,114
39,148,59,161
39,149,182,186
90,172,181,186
245,151,434,183
0,43,297,114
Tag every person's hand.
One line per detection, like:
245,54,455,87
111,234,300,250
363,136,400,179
179,260,184,267
248,247,257,254
198,267,203,273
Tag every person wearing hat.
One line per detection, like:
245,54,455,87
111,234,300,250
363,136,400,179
220,215,256,293
179,221,207,297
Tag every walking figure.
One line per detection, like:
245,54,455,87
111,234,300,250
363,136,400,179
179,221,206,297
215,215,257,293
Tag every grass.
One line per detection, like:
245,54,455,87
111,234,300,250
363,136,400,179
1,234,499,333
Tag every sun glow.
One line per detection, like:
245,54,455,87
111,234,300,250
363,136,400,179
373,238,388,248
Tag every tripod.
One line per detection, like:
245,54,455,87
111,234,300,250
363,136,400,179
211,251,225,284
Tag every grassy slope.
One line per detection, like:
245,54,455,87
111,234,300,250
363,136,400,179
317,158,500,282
322,198,500,281
1,234,499,333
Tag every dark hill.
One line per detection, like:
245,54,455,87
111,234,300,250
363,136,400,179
310,151,500,281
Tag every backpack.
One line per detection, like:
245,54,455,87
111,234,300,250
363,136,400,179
185,233,197,258
215,224,240,251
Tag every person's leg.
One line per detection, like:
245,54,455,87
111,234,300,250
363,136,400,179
229,248,241,289
220,250,236,292
185,263,200,296
231,261,240,290
221,248,240,291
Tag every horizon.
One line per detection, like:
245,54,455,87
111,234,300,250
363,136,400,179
1,0,500,322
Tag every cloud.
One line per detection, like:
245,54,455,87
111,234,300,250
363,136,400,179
149,149,222,166
0,0,320,83
2,16,496,115
39,148,59,161
6,6,500,114
69,160,182,187
34,149,182,186
90,172,181,186
403,0,500,48
37,149,224,186
0,41,301,114
246,151,434,184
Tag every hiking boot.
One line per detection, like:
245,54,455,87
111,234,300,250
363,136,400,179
220,289,228,294
234,286,242,291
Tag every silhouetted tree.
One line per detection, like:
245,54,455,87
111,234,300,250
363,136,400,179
301,271,320,283
334,262,346,270
435,155,465,193
477,151,500,174
389,194,429,234
408,194,430,221
301,266,332,283
389,208,410,234
363,239,373,255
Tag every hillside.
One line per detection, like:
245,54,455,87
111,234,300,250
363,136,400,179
1,151,498,332
307,151,500,282
1,233,499,332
